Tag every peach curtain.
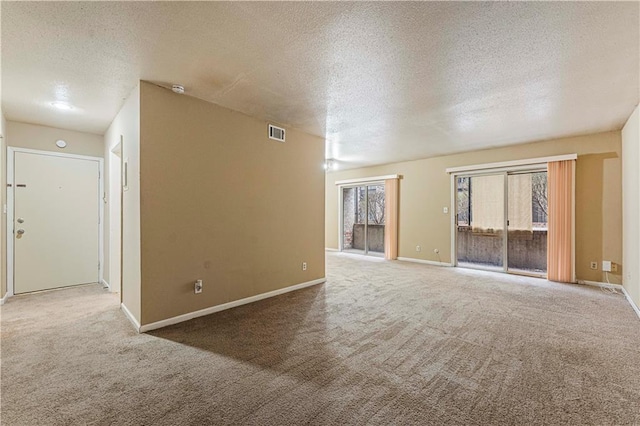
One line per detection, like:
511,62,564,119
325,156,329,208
384,178,399,260
547,160,575,283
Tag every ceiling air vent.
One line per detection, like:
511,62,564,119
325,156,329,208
268,124,285,142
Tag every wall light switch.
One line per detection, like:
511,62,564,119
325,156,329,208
443,207,449,214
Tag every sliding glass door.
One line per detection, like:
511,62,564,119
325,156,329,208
366,184,385,255
507,172,547,275
455,169,547,277
456,174,505,271
341,183,385,256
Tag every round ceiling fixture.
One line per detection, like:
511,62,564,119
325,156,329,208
50,101,73,110
324,159,337,171
56,139,67,148
172,85,185,94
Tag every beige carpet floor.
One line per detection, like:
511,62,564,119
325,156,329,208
2,252,640,425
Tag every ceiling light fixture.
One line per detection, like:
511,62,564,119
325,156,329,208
172,84,185,94
324,159,337,171
50,101,73,110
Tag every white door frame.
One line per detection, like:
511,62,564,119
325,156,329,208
5,147,104,298
108,139,123,294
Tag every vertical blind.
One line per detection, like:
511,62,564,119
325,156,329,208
384,178,399,260
547,160,575,283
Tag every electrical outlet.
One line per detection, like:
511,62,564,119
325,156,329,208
590,262,598,270
416,245,421,252
194,279,203,294
612,263,618,272
302,262,307,271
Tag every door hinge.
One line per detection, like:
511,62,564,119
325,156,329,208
98,262,101,270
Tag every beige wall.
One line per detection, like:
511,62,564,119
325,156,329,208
622,105,640,307
6,121,103,157
326,131,622,284
138,81,325,325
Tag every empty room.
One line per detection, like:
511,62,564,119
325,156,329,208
1,2,639,425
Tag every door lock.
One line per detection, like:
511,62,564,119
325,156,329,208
17,218,24,223
16,229,25,235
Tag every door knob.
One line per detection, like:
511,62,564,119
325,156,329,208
16,229,25,235
17,218,24,224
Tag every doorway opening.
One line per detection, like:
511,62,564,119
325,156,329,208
455,169,548,277
340,183,385,257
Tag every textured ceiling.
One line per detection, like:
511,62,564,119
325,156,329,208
2,2,639,169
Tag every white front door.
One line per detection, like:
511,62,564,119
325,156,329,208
14,151,100,294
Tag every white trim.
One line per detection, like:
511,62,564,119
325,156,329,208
0,292,9,305
581,281,640,320
580,280,623,289
397,257,453,267
6,147,104,296
622,286,640,320
138,278,326,333
6,148,14,299
120,303,141,332
335,174,399,185
446,154,577,174
101,279,110,290
325,247,339,252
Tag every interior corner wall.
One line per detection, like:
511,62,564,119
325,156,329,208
622,105,640,308
104,83,141,323
138,81,325,326
326,131,622,284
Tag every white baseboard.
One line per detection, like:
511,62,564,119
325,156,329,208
397,257,453,267
101,279,110,291
0,292,9,306
621,286,640,320
121,303,141,332
580,280,623,289
138,277,326,333
325,248,339,252
580,280,640,320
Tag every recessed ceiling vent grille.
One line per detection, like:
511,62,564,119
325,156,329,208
268,124,285,142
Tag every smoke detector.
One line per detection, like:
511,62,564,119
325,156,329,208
172,85,185,94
